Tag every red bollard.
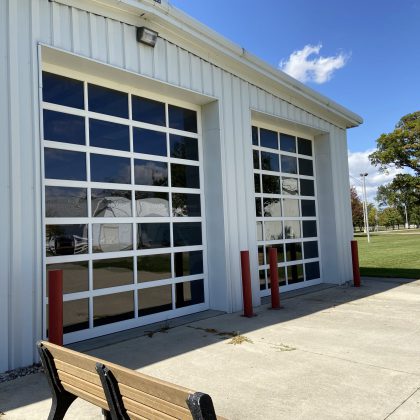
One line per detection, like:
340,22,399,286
240,251,255,317
351,240,361,287
48,270,63,345
268,248,281,309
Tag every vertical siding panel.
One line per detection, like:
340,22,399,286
201,60,213,96
257,88,265,112
55,4,72,50
153,37,167,82
249,84,258,109
39,0,52,44
265,93,274,115
273,97,281,117
190,54,202,93
106,20,124,67
89,14,107,62
139,43,154,77
178,48,190,88
123,24,139,72
72,9,90,57
166,42,180,85
280,100,288,119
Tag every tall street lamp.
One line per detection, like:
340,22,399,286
360,172,370,243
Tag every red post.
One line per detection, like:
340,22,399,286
240,251,255,317
48,270,63,345
351,240,361,287
268,248,281,309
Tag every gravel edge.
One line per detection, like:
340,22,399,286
0,364,43,384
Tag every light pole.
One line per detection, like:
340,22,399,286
403,203,409,229
360,172,370,243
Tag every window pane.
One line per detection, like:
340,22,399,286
265,221,283,240
304,241,319,259
138,285,172,316
261,151,279,172
170,135,198,161
91,154,131,184
42,72,84,109
46,262,89,295
284,221,301,239
303,221,317,238
306,261,320,280
93,291,134,327
299,158,314,176
171,164,200,189
173,222,202,247
43,110,85,145
260,128,278,149
91,189,132,217
262,175,280,194
93,258,134,290
301,200,316,217
263,198,281,217
136,192,169,217
255,198,262,217
282,177,299,195
44,148,86,181
281,155,297,174
175,279,204,308
46,224,88,257
298,137,312,156
254,174,261,193
172,193,201,217
168,105,197,133
265,244,285,263
135,159,168,186
45,187,87,218
267,267,286,287
286,242,303,261
90,119,130,151
258,246,265,265
283,199,300,217
138,223,170,249
259,269,266,290
280,133,296,153
300,179,315,196
174,251,203,277
62,299,89,333
287,264,304,284
88,84,128,118
133,128,167,156
253,150,260,169
138,254,171,282
252,126,258,146
92,224,133,253
132,95,165,126
256,221,263,241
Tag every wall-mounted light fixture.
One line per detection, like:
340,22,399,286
137,27,158,47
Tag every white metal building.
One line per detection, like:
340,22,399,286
0,0,362,371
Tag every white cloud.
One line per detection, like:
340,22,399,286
279,44,349,84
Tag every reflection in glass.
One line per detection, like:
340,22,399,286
44,148,86,181
303,221,317,238
138,254,171,282
45,187,87,218
287,264,304,284
259,269,266,290
172,193,201,217
93,291,134,326
254,174,261,193
252,126,259,146
174,251,203,277
256,221,263,241
281,155,297,174
298,137,312,156
253,150,260,169
93,258,134,289
304,241,319,259
173,222,202,247
262,175,280,194
62,299,89,333
283,199,300,217
280,133,296,153
264,221,283,240
306,261,320,280
92,224,133,253
175,279,204,308
282,177,299,195
268,267,286,287
261,151,280,172
46,225,88,257
284,221,301,239
168,105,197,133
88,84,128,118
132,95,165,126
299,158,314,176
260,128,278,149
91,154,131,184
89,119,130,151
136,192,169,217
300,179,315,196
258,246,265,265
171,164,200,189
265,244,285,263
46,262,88,295
301,200,316,217
133,128,167,156
286,242,302,261
255,198,262,217
138,285,172,316
135,159,168,186
263,198,281,217
170,135,199,161
138,223,170,249
43,110,85,145
42,72,84,109
91,189,132,217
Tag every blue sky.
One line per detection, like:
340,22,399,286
170,0,420,200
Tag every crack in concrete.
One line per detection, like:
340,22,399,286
383,385,420,419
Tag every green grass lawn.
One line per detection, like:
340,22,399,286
355,230,420,279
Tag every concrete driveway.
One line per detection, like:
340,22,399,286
1,277,420,419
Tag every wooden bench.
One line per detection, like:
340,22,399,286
37,341,221,420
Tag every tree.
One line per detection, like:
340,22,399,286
369,111,420,175
378,207,403,230
367,204,377,230
350,187,364,231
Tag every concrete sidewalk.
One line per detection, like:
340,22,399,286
1,277,420,419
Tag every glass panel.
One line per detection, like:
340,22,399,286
282,177,299,195
91,154,131,184
254,174,261,193
46,262,89,295
92,189,132,217
168,105,197,133
255,198,262,217
258,246,265,265
63,299,89,333
174,250,203,277
42,72,84,109
298,137,312,156
44,148,86,181
136,192,169,217
268,267,286,287
173,222,202,247
253,150,260,169
93,291,134,326
303,221,317,238
45,187,87,218
301,200,316,217
170,135,199,161
171,164,200,189
43,110,85,145
88,84,128,119
89,119,130,152
306,261,320,280
92,224,133,253
132,95,165,126
135,159,168,186
284,221,301,239
262,175,280,194
286,242,303,261
138,285,172,316
299,158,314,176
138,223,170,249
263,198,281,217
261,151,280,172
304,241,319,259
260,128,278,149
283,199,300,217
46,225,88,256
281,155,297,174
93,257,134,290
287,264,304,284
252,126,259,146
300,179,315,196
280,133,296,153
133,128,167,156
259,269,266,290
256,221,263,241
172,193,201,217
265,244,285,263
175,279,204,308
138,254,171,283
264,221,283,240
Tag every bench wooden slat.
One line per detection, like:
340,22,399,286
122,397,178,420
61,382,109,411
55,359,102,386
126,410,148,420
58,371,105,400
